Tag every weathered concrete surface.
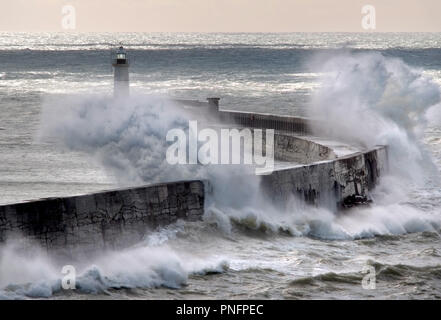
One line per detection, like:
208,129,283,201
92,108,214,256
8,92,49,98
201,126,336,164
273,134,336,163
0,180,204,253
261,146,388,210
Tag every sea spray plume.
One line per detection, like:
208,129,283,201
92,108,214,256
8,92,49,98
426,100,441,126
38,94,204,185
308,51,441,185
38,92,263,207
38,92,271,232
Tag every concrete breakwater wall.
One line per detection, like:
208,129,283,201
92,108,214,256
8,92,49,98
261,146,388,210
0,180,205,253
221,111,311,134
273,133,336,163
203,127,336,163
177,98,313,135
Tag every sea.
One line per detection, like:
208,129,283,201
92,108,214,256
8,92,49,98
0,32,441,299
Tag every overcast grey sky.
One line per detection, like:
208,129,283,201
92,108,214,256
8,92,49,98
1,0,441,32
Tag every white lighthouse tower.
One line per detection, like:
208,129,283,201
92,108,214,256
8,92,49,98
112,46,130,97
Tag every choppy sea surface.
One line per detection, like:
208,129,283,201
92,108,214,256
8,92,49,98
1,33,441,299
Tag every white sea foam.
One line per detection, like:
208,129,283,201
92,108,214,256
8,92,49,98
206,189,441,241
0,239,228,299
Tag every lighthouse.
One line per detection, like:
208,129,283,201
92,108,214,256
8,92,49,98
112,46,130,97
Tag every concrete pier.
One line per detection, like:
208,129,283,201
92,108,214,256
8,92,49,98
262,146,388,210
0,180,204,253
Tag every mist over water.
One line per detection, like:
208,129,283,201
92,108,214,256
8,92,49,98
1,33,441,299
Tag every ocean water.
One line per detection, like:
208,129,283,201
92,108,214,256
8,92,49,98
1,33,441,299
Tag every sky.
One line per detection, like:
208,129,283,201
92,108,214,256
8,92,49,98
1,0,441,32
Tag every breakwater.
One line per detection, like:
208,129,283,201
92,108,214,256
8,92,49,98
262,146,388,210
0,97,389,252
0,180,204,253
